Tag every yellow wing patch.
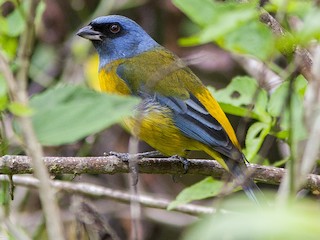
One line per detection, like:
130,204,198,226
194,88,241,150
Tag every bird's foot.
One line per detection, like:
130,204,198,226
169,155,190,174
106,151,163,162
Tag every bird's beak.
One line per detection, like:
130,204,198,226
76,25,104,41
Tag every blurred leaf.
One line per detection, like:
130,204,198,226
0,49,9,112
35,1,46,26
253,86,270,123
0,35,18,60
218,102,260,119
212,76,259,106
0,96,8,111
274,130,289,139
295,75,307,96
0,180,10,208
1,6,25,37
296,8,320,43
268,81,288,117
268,76,307,141
289,86,307,143
222,21,275,60
209,76,270,122
175,0,257,46
266,0,312,17
0,74,8,97
183,200,320,240
29,85,139,146
29,44,56,87
272,158,289,167
8,102,33,116
168,177,223,210
244,122,271,161
173,0,218,27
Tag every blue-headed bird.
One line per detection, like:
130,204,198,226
77,15,261,203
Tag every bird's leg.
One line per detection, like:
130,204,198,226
107,150,163,162
169,155,190,174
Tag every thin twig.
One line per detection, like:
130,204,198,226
0,175,216,216
127,137,142,240
1,155,320,192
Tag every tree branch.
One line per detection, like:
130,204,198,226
1,155,320,192
0,175,216,216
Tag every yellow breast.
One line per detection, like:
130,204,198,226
98,60,131,95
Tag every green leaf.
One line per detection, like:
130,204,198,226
209,76,270,122
268,76,307,142
174,0,258,46
3,7,25,37
168,177,223,210
35,1,46,26
0,35,18,60
197,7,257,44
267,81,288,117
244,122,271,161
173,0,218,27
218,103,260,119
289,87,307,143
29,44,56,87
0,74,8,97
212,76,259,106
29,85,139,146
8,102,33,116
0,95,8,111
296,8,320,44
183,200,320,240
265,0,312,18
222,21,275,60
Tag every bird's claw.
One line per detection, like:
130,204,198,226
169,155,190,174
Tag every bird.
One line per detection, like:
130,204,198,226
77,15,261,203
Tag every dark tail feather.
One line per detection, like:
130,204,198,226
242,178,264,206
224,157,266,206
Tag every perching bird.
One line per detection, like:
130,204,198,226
77,15,261,203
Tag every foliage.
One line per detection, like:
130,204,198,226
164,0,320,238
182,199,320,240
168,177,224,210
29,85,139,145
0,0,320,239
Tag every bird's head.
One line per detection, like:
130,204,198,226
77,15,159,68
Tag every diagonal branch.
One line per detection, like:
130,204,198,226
1,155,320,192
259,10,313,82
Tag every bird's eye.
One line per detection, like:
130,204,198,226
109,24,121,34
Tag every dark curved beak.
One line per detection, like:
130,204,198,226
76,25,104,41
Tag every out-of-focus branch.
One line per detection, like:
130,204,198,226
1,155,320,192
259,10,313,82
0,175,215,216
0,1,64,239
233,55,283,92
